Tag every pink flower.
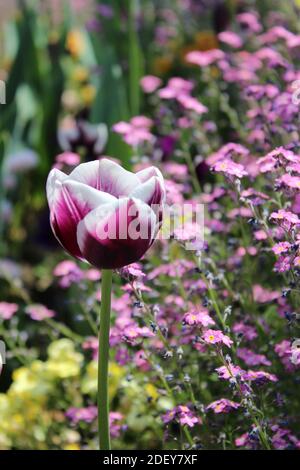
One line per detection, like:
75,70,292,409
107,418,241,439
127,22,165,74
46,158,165,269
0,302,18,320
215,364,244,380
173,221,202,243
257,155,277,173
112,121,132,134
202,329,233,348
228,207,252,219
123,324,154,344
56,152,81,166
163,162,188,180
53,260,83,288
268,147,299,164
179,414,199,427
270,209,300,230
66,406,98,424
293,256,300,268
53,260,79,276
286,162,300,173
277,174,300,190
252,285,280,303
25,304,55,321
275,340,296,371
83,336,98,359
130,116,153,128
85,268,101,281
274,255,291,273
207,143,249,164
240,188,269,206
158,77,194,99
113,116,154,146
259,26,293,44
232,322,257,341
272,242,291,255
67,407,124,438
242,370,278,383
177,94,208,115
271,425,300,450
291,341,300,366
235,433,250,447
237,348,272,367
218,31,243,48
254,230,268,241
120,263,145,278
186,49,225,67
206,398,240,414
237,12,262,33
109,412,125,438
162,405,201,428
177,116,192,128
124,128,154,146
257,148,299,174
212,159,248,178
183,309,215,327
133,350,150,371
140,75,162,93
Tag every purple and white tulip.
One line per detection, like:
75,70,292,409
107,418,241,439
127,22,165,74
46,158,165,269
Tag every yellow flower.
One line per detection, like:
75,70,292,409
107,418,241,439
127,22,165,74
72,66,89,83
49,31,60,45
194,31,218,51
66,30,85,57
81,360,97,394
152,56,173,75
145,383,159,401
210,66,220,79
11,413,24,427
80,84,96,106
62,89,80,112
47,339,83,379
63,443,80,450
81,361,125,397
10,361,51,400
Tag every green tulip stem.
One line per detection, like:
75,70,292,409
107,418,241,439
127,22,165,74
98,269,113,450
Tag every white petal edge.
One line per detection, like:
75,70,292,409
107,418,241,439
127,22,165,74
136,166,164,185
129,176,164,205
61,179,117,211
76,197,157,252
69,158,140,196
46,168,67,208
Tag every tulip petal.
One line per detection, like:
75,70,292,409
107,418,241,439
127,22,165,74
46,168,67,208
77,198,157,269
129,176,165,226
49,179,116,259
136,166,164,185
130,176,165,206
69,158,139,196
62,179,116,210
133,167,165,224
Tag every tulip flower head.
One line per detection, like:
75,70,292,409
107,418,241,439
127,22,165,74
46,158,165,269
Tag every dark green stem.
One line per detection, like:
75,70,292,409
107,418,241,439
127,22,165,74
98,269,113,450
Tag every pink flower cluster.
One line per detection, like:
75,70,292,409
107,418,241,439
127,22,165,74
162,405,201,428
